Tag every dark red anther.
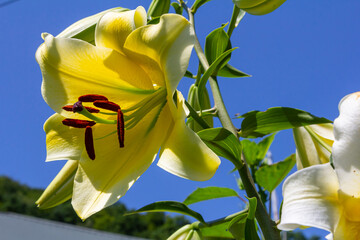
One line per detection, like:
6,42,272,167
78,94,108,102
117,109,125,148
62,119,96,128
93,100,120,112
62,105,100,113
85,126,95,160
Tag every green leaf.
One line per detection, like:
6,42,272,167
246,197,257,220
197,128,242,167
256,134,276,160
241,140,258,165
205,26,231,65
125,201,205,223
228,213,248,240
201,222,234,239
184,70,195,79
198,48,237,103
255,154,296,192
185,100,210,130
217,64,250,78
147,0,170,18
147,16,160,25
57,7,128,44
192,0,212,13
238,107,332,138
244,219,260,240
228,198,258,240
171,2,183,15
183,187,239,205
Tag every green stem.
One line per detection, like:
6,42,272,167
238,156,280,240
227,5,241,38
183,2,281,239
185,4,237,136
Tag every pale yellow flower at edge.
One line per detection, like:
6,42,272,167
278,92,360,240
293,123,334,169
35,6,220,220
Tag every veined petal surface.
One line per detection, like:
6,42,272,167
95,6,147,53
124,14,195,94
44,113,84,161
72,104,173,219
158,93,220,181
36,33,155,116
278,164,341,233
333,92,360,221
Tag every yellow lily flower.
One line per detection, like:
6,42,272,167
293,123,334,169
278,92,360,239
36,6,220,220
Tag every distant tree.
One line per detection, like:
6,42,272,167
0,176,189,239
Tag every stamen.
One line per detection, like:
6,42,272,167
85,126,95,160
93,100,120,112
62,105,100,113
117,109,125,148
79,94,108,102
62,119,96,128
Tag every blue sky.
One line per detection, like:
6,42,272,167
0,0,358,238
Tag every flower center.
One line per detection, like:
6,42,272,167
61,88,167,160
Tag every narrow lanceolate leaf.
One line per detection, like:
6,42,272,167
238,107,332,138
205,26,231,65
183,186,239,205
57,7,128,44
198,128,242,167
192,0,213,13
185,100,210,130
125,201,205,223
217,64,250,78
197,48,237,103
255,154,296,192
147,0,170,18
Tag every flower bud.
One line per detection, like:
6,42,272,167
293,123,334,169
232,0,287,16
36,160,77,209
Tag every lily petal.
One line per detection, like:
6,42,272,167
158,93,220,181
333,214,360,240
36,33,155,115
333,92,360,221
44,113,84,161
95,6,147,53
72,104,172,219
293,123,333,169
123,14,195,94
278,163,341,234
